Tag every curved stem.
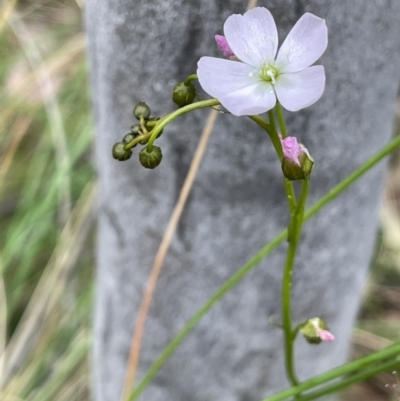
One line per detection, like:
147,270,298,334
184,74,198,86
124,98,220,151
129,134,400,401
282,179,309,387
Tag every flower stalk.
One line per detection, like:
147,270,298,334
281,178,309,387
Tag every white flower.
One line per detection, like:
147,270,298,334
197,7,328,116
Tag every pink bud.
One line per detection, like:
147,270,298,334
317,328,335,342
215,35,234,58
281,136,302,166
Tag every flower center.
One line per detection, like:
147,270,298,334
260,63,279,85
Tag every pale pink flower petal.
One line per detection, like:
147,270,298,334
317,328,335,342
276,13,328,73
219,81,276,116
197,56,276,115
275,66,326,112
215,35,234,58
224,7,278,67
281,136,302,166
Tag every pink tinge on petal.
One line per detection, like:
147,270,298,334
215,35,234,58
281,136,302,166
317,328,335,342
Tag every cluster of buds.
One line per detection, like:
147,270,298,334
112,101,163,169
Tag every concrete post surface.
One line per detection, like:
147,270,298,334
85,1,400,400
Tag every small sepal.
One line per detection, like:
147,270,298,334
299,317,335,345
172,82,196,108
112,142,132,161
139,145,163,169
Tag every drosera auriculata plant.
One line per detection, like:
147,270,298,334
111,6,400,401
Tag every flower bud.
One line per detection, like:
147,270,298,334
172,82,196,108
139,145,163,169
112,142,132,161
300,317,335,345
215,35,234,58
123,133,137,147
281,136,314,181
130,124,141,135
133,102,151,120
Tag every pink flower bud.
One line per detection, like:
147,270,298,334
300,317,335,345
280,136,314,181
317,328,335,342
215,35,234,58
281,136,302,166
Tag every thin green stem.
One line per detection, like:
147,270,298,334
184,74,198,86
261,342,400,401
128,232,286,401
124,98,220,151
252,113,297,212
267,110,280,154
275,103,287,138
282,179,309,387
297,358,400,401
129,134,400,401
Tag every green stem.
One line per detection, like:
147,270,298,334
254,112,297,212
184,74,198,86
124,98,220,151
128,232,286,401
282,179,309,387
261,341,400,401
275,103,287,138
267,110,280,154
297,358,400,401
129,134,400,401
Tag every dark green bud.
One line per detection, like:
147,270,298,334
130,124,141,135
172,82,196,108
139,145,163,169
133,102,151,120
122,133,137,147
112,142,132,161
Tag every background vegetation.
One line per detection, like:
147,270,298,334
0,1,399,399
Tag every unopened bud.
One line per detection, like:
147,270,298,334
172,82,196,108
112,142,132,161
133,102,151,120
130,124,141,135
300,317,335,345
281,136,314,181
139,145,163,169
123,133,137,147
215,35,234,58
